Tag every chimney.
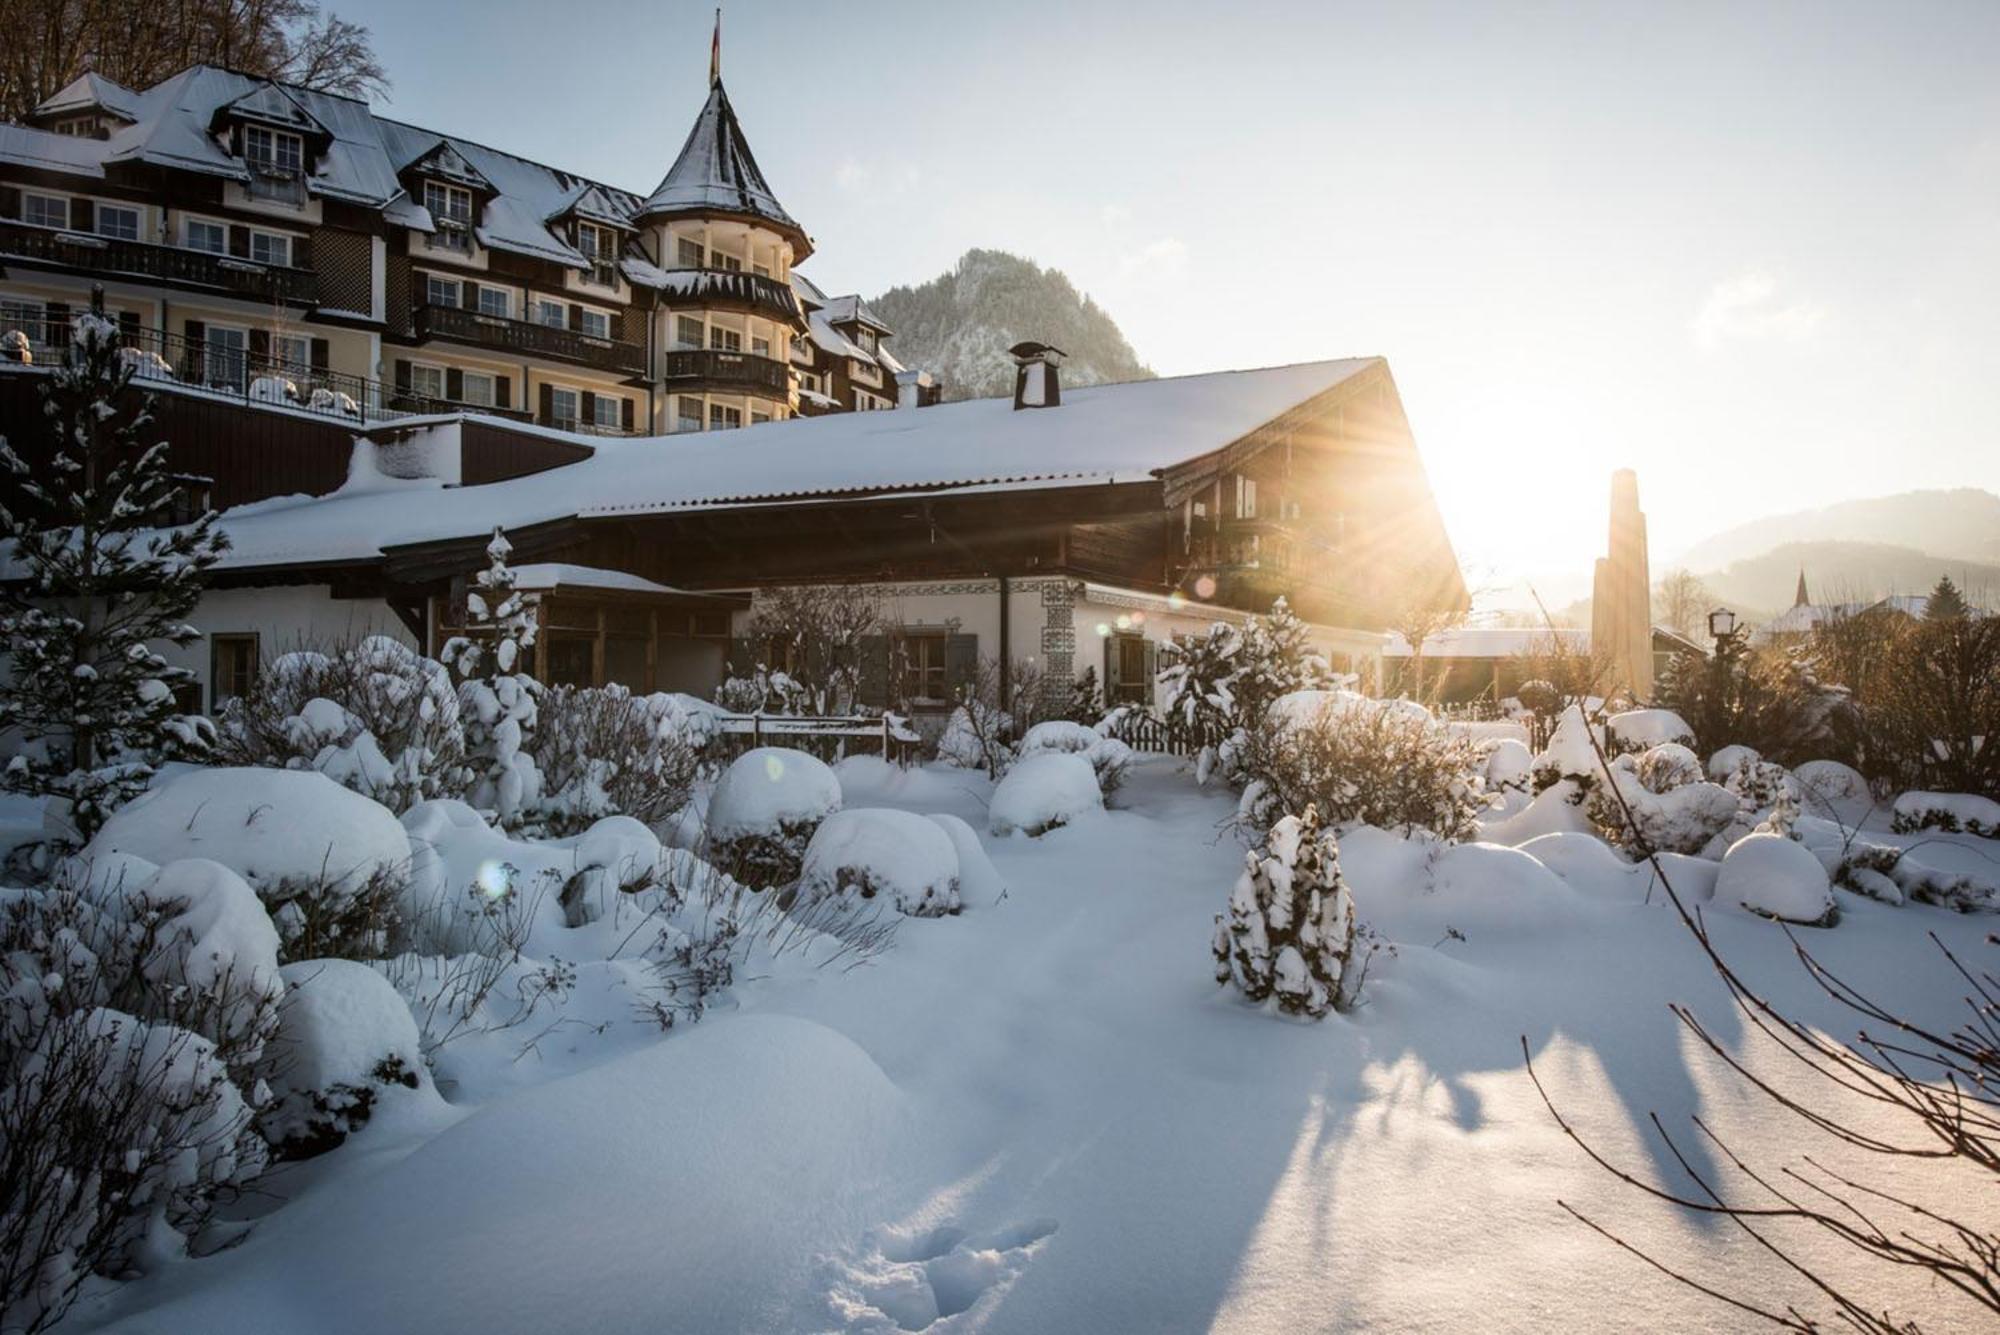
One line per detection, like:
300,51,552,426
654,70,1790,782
896,368,936,410
1010,341,1066,410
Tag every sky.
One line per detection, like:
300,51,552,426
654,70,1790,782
331,0,2000,605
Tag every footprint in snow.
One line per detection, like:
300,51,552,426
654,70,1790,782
823,1217,1059,1332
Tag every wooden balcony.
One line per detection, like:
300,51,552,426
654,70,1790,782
0,219,318,306
661,348,792,398
414,302,646,376
659,267,804,324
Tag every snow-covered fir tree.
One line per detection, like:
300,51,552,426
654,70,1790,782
0,298,228,843
1213,803,1358,1018
443,527,542,829
1158,597,1334,784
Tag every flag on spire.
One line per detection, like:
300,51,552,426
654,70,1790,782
709,9,721,86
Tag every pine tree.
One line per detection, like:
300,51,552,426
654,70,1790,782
443,527,542,829
1213,803,1358,1018
1925,575,1969,622
0,296,228,844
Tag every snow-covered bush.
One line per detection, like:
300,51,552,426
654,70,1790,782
1714,831,1836,925
797,809,962,917
989,752,1103,836
1707,744,1762,782
923,812,1006,907
1212,804,1357,1018
555,815,664,927
215,636,468,814
1234,692,1486,841
1484,738,1534,795
0,306,229,845
1891,791,2000,840
1792,759,1871,819
1604,707,1695,756
525,684,700,837
936,697,1014,774
443,529,543,831
1723,756,1797,819
1016,720,1134,797
1583,753,1740,857
89,767,412,961
706,747,842,885
1530,705,1605,793
256,959,429,1159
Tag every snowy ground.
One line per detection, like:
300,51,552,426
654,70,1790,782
79,757,1996,1334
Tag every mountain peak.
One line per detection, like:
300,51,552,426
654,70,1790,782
871,248,1154,402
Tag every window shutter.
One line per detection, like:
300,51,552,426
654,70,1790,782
620,397,634,431
309,337,329,371
228,224,249,258
495,374,511,408
856,634,890,709
1141,637,1159,706
292,234,311,269
117,311,140,341
538,382,554,423
461,280,479,310
945,634,980,700
1103,634,1121,701
567,304,582,332
393,358,410,391
71,199,93,233
579,390,596,424
249,328,269,363
0,186,19,219
444,368,462,401
182,319,205,377
45,302,71,349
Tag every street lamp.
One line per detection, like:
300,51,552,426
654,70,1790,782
1707,606,1737,642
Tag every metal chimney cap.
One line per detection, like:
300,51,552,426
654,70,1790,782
1008,341,1067,365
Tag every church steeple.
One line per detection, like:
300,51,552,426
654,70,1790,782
1794,567,1810,608
637,78,811,260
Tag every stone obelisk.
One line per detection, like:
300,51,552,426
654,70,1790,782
1591,469,1653,702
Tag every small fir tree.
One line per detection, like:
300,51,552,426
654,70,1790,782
1213,803,1357,1018
1924,575,1969,622
0,298,228,843
443,528,542,829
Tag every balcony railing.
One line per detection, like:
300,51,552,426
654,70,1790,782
415,302,646,376
0,219,318,305
661,348,793,397
658,267,803,323
0,315,517,428
245,164,308,206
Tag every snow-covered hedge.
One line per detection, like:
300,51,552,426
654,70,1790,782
797,809,962,917
989,752,1104,837
1715,831,1836,925
1235,692,1486,841
1212,804,1357,1018
89,767,413,960
1015,720,1134,797
1891,790,2000,839
526,685,701,837
257,959,431,1158
1531,706,1605,792
924,812,1006,907
706,747,843,885
1792,760,1872,819
1604,708,1695,756
1583,745,1739,857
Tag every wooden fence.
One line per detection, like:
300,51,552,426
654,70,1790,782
708,713,924,766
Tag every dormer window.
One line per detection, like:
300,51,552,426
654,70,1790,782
424,181,474,251
855,328,877,354
576,222,618,286
245,126,304,175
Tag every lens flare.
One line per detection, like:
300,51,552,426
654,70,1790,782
475,860,512,899
763,753,787,782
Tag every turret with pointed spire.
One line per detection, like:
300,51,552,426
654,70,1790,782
1794,567,1810,608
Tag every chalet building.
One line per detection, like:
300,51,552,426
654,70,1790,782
0,61,921,436
789,274,924,415
2,344,1464,715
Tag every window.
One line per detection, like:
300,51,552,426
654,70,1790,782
210,634,260,710
534,299,567,329
675,316,704,349
898,632,949,705
461,371,496,407
750,410,771,425
477,286,510,317
95,204,140,241
249,230,290,266
244,127,303,175
184,218,227,253
426,274,461,308
708,325,742,352
273,334,310,372
677,395,704,431
423,181,472,225
751,336,771,358
578,309,610,339
204,326,248,387
24,193,69,229
409,363,445,399
856,328,877,353
712,250,742,272
676,237,704,267
1236,476,1258,520
575,223,608,260
708,402,742,431
55,118,94,137
753,262,770,278
548,386,579,428
592,395,621,428
799,372,822,395
1,298,44,345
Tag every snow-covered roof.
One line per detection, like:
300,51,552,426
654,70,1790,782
806,311,873,363
1383,627,1588,658
1751,592,1988,643
821,294,892,335
33,72,144,122
637,81,807,254
0,124,110,179
508,563,733,598
790,272,830,311
206,357,1380,572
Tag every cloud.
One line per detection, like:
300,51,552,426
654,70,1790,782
1117,236,1190,282
1690,272,1827,351
834,160,922,197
